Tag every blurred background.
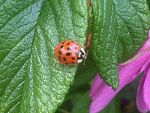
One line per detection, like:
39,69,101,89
56,56,146,113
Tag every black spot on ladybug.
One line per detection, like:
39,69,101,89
66,52,70,56
58,56,61,59
72,57,75,60
60,46,64,48
67,42,70,45
59,51,62,55
71,62,75,63
63,57,66,61
67,47,71,50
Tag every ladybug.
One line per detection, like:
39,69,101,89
54,40,87,64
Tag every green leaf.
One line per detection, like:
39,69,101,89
92,0,119,89
0,0,87,113
72,92,90,113
115,0,150,62
91,0,150,89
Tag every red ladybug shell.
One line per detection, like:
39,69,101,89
54,40,81,64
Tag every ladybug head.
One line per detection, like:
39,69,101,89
77,48,87,63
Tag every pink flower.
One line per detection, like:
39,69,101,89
90,31,150,113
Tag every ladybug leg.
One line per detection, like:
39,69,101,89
50,56,57,67
54,60,60,69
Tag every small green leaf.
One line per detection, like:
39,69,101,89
0,0,87,113
92,0,150,89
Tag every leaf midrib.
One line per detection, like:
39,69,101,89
0,1,45,112
17,1,45,113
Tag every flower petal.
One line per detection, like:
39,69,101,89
137,64,150,113
90,31,150,113
90,75,104,99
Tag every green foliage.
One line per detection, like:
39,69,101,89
0,0,150,113
0,0,87,113
147,0,150,10
91,0,150,89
